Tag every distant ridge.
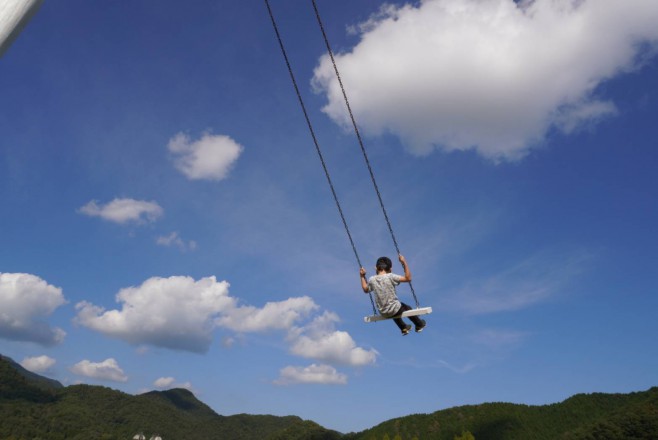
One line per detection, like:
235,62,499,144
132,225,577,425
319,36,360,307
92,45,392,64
0,354,63,390
0,354,341,440
342,386,658,440
1,353,657,439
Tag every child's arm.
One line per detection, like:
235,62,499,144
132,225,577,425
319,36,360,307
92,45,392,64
398,255,412,282
359,267,370,293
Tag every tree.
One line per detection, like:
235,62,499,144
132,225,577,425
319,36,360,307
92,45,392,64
454,431,475,440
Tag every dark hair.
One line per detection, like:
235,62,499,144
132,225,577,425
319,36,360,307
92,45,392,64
376,256,392,272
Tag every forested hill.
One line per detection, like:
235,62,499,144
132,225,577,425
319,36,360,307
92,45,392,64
2,353,657,439
343,386,658,440
0,354,341,440
0,354,63,392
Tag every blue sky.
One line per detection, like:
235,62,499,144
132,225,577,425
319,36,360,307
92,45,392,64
1,0,658,434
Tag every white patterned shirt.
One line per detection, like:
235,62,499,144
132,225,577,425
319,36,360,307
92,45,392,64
367,273,403,316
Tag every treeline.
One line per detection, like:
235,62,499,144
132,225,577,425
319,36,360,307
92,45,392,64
0,355,340,440
2,354,657,439
343,387,658,440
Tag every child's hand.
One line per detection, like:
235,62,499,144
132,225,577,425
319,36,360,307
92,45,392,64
398,255,407,265
360,267,367,277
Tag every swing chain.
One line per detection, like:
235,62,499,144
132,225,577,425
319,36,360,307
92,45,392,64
265,0,378,315
311,0,420,309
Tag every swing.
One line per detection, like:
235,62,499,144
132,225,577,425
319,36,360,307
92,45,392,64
364,307,433,323
266,0,433,323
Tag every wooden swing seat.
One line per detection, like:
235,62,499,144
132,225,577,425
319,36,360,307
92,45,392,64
364,306,432,323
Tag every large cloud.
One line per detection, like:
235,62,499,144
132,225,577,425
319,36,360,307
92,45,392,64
168,132,243,181
0,273,66,346
74,276,322,354
75,274,377,375
75,276,235,353
0,0,44,57
313,0,658,161
78,198,163,224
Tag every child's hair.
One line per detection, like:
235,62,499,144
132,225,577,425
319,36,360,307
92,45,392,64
376,256,392,272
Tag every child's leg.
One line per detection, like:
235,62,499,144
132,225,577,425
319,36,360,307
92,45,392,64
399,302,426,329
391,304,410,332
392,316,408,331
409,314,425,328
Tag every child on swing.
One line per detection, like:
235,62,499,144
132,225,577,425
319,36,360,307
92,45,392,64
360,255,427,335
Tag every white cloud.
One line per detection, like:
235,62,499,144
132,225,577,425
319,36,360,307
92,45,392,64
0,273,67,346
154,377,175,388
274,364,347,386
288,312,378,367
156,232,197,252
168,132,243,181
75,276,325,353
217,298,377,367
74,274,376,376
70,358,128,382
20,355,56,373
216,296,319,333
75,276,235,353
78,198,163,224
153,376,193,390
313,0,658,161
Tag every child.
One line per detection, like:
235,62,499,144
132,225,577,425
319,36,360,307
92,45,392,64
360,255,426,335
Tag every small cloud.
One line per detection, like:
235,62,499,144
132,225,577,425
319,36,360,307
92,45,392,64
0,273,67,346
288,312,378,367
274,364,347,386
78,198,163,224
70,358,128,382
20,355,56,373
154,377,175,388
215,297,319,333
153,376,193,391
156,232,197,252
168,132,243,181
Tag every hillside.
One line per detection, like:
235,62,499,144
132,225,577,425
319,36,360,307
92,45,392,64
0,354,341,440
343,386,658,440
1,354,657,439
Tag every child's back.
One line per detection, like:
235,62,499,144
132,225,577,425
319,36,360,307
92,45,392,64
368,272,403,316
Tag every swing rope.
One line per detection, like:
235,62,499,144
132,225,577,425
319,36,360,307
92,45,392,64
311,0,420,308
265,0,378,315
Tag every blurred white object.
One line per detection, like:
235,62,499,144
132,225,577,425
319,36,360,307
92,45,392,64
0,0,44,57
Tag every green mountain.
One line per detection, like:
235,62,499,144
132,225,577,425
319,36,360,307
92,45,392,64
0,354,341,440
2,354,657,440
343,386,658,440
0,354,63,391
